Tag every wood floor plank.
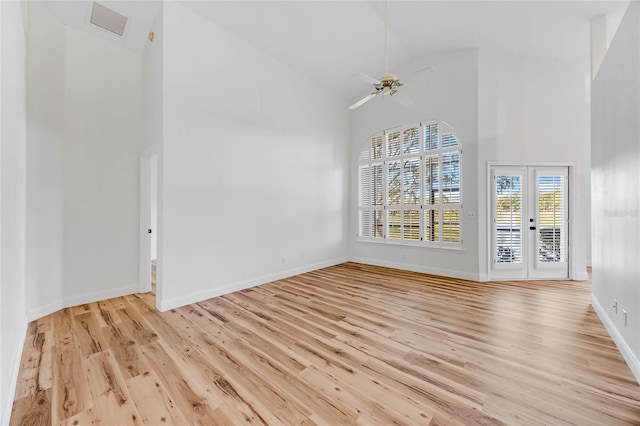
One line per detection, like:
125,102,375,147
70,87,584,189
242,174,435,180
82,350,142,424
13,330,52,400
137,340,219,424
50,345,93,424
126,370,191,425
10,389,52,426
73,312,108,357
10,262,640,425
102,319,150,379
117,306,159,346
160,309,313,425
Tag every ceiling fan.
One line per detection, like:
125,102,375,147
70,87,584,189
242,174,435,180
349,1,431,110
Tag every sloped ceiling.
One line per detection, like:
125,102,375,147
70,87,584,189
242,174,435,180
41,1,629,103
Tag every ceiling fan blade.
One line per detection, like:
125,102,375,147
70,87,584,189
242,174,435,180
403,66,434,81
349,93,378,110
391,91,413,108
355,73,381,85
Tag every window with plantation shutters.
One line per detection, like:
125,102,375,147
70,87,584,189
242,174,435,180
357,121,462,248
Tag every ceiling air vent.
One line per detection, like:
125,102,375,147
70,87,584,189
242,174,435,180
90,2,127,36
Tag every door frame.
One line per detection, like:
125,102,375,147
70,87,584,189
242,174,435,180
139,146,160,298
487,162,576,281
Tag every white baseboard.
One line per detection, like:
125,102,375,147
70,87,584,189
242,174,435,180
27,300,64,323
591,294,640,384
24,285,139,324
62,284,140,311
158,257,348,311
572,271,589,281
1,314,29,426
349,256,481,282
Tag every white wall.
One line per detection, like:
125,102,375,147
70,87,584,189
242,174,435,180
159,2,350,310
1,1,28,422
477,50,590,281
349,49,480,281
25,3,65,320
141,5,162,153
591,1,640,383
62,26,141,304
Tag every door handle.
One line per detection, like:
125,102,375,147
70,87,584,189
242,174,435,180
529,226,536,230
148,229,152,234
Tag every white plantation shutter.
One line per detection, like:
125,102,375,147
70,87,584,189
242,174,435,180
359,165,371,207
359,165,372,237
372,164,383,206
357,121,463,247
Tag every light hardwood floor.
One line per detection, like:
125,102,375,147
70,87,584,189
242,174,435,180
10,262,640,425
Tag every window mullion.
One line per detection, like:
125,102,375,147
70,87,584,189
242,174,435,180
383,131,389,239
419,124,425,242
437,126,443,245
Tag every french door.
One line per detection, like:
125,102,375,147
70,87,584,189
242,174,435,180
491,166,569,280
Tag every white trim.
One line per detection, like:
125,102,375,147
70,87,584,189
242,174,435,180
1,315,29,426
63,284,140,310
591,294,640,384
158,257,347,311
355,238,465,252
27,300,64,322
349,256,481,282
487,161,577,168
487,162,580,281
572,271,589,281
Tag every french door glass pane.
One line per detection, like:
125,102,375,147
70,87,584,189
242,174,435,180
538,175,566,262
495,175,522,263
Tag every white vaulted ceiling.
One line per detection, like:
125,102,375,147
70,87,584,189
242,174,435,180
41,1,628,104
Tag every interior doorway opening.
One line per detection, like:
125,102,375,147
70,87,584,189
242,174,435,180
149,154,158,294
140,149,159,300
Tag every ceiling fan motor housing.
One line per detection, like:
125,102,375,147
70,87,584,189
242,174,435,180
376,74,403,95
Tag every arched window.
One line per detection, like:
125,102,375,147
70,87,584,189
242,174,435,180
357,121,462,247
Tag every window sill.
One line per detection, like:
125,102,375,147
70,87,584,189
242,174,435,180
355,237,465,252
